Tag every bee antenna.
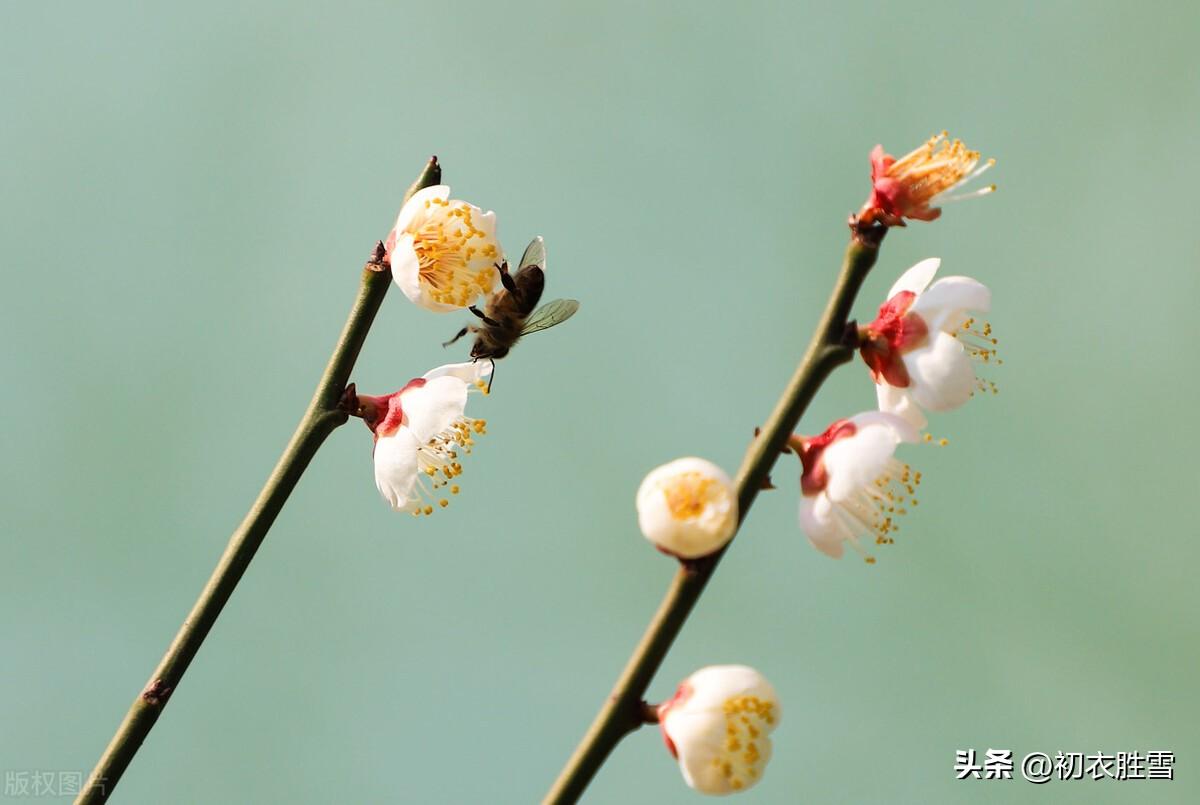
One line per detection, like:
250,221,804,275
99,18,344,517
487,358,496,394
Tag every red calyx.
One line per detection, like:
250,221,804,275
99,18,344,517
793,419,857,496
858,291,928,388
383,228,398,266
863,145,941,226
657,682,694,759
356,377,427,438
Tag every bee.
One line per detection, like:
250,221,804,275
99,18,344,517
443,236,579,387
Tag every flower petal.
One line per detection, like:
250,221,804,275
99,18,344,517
393,184,449,234
905,332,975,412
912,275,990,332
848,410,920,444
422,361,493,384
822,423,904,502
875,383,927,430
390,234,425,305
800,495,847,558
886,258,940,300
400,376,470,445
373,428,420,511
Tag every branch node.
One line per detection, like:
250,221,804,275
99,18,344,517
847,213,889,248
639,700,661,725
366,240,388,272
338,383,359,416
840,319,862,349
140,679,173,708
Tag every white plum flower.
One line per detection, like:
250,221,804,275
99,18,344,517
657,665,781,795
858,258,998,429
384,184,502,312
355,362,491,515
791,412,921,561
636,458,738,559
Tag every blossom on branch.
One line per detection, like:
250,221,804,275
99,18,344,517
791,412,920,561
657,665,781,795
859,132,994,226
355,362,491,515
385,185,502,312
859,258,997,429
636,458,738,559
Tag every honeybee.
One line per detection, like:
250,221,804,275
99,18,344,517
443,236,579,386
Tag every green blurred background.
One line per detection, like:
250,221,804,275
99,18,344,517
3,1,1197,802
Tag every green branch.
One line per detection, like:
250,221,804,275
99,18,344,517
542,221,887,804
76,157,442,805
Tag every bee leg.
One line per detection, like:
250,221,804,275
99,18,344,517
496,261,518,295
468,305,501,327
442,326,470,348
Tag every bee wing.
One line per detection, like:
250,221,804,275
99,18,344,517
521,299,579,335
517,236,546,272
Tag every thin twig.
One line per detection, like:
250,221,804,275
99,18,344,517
543,219,887,804
76,157,442,804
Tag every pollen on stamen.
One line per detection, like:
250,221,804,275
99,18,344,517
837,458,923,556
957,316,1003,395
408,416,488,515
409,204,496,307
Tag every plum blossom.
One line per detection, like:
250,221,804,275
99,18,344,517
657,665,781,795
355,362,491,515
859,132,994,226
859,258,997,429
636,458,738,559
791,412,921,561
385,184,502,312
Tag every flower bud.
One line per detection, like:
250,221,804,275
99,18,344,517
636,458,737,559
658,665,781,795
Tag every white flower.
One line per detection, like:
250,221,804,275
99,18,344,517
859,258,997,429
385,184,502,312
636,458,738,559
792,412,920,561
658,665,780,795
356,362,491,514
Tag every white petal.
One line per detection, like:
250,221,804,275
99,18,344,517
373,429,420,511
800,495,846,558
473,207,498,239
886,258,940,299
393,184,449,234
400,376,469,445
876,383,927,430
905,332,975,412
911,275,990,332
665,708,726,792
422,361,492,384
822,425,902,502
848,410,920,444
679,665,778,712
390,234,424,304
